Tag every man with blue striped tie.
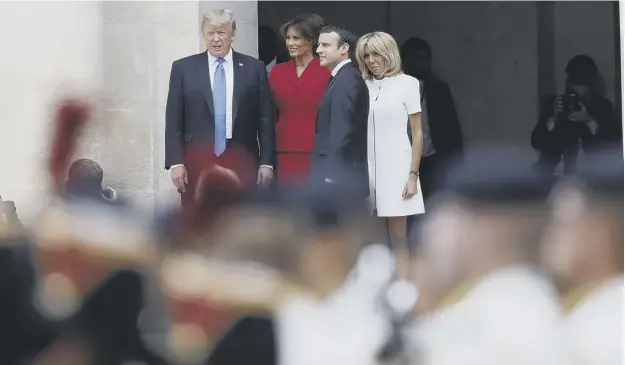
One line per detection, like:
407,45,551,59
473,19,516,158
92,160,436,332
165,8,276,207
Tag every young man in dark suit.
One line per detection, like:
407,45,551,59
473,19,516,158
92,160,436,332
313,25,370,198
165,8,276,206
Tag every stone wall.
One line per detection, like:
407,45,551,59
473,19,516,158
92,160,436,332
100,1,201,212
0,1,103,223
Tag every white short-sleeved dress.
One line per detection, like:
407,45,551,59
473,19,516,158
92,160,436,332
366,74,425,217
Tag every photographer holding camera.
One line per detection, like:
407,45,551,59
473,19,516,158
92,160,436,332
531,55,620,175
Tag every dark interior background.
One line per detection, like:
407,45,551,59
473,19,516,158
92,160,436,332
259,1,622,154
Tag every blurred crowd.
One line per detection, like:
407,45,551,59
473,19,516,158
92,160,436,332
0,97,622,365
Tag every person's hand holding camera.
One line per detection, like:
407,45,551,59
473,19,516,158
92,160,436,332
568,102,593,123
552,96,564,119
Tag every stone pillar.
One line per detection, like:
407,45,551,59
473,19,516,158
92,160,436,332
0,1,103,223
101,1,201,211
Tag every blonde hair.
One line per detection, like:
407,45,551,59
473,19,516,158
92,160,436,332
355,32,402,80
201,9,237,32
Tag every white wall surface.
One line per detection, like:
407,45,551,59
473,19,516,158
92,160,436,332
0,1,103,223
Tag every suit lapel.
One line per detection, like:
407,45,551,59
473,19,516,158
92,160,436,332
198,52,214,116
317,64,349,132
232,51,245,126
323,62,351,98
322,74,336,98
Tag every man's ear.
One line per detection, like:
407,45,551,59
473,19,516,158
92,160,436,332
340,43,350,56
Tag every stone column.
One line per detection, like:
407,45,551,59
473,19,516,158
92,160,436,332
101,1,201,211
0,1,103,223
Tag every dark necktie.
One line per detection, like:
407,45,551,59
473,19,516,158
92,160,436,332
323,75,334,95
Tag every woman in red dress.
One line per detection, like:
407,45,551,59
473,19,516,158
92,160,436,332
269,13,331,187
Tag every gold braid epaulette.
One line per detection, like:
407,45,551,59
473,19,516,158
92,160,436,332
563,280,608,313
437,281,475,310
0,200,23,242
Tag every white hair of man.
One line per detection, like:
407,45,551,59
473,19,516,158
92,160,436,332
201,8,237,32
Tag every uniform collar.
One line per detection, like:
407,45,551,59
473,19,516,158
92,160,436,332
563,276,622,313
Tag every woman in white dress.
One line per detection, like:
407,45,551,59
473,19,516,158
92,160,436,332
355,31,425,275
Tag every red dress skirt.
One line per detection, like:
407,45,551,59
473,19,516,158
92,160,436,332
269,58,330,187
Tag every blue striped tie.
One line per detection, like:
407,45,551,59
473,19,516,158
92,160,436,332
213,57,227,156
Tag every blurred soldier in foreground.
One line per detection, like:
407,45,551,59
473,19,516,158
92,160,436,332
31,100,165,365
540,148,623,364
271,169,397,365
408,148,570,365
1,196,58,364
157,146,270,365
159,163,399,365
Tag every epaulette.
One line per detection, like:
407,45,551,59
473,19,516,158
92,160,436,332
0,196,23,242
33,98,159,320
160,251,298,364
33,196,159,319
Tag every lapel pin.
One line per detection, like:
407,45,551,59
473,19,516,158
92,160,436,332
239,62,243,67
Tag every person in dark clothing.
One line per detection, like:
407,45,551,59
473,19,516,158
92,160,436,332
531,54,621,176
400,37,463,204
259,25,279,73
0,235,60,365
313,25,370,199
74,269,167,365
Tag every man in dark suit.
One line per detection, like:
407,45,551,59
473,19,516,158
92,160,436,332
313,25,369,198
165,8,275,206
400,37,463,203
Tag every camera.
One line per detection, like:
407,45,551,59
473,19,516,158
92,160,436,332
562,92,582,113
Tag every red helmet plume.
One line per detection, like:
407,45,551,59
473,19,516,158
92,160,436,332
48,99,91,192
177,142,256,239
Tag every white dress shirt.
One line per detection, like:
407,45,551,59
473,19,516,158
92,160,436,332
331,59,351,77
171,49,272,172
